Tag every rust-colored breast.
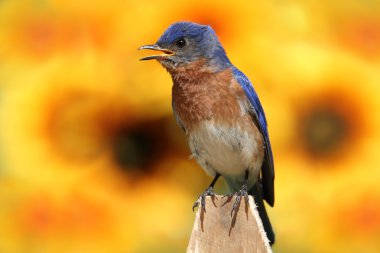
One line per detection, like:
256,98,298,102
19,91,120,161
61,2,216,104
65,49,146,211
172,62,248,130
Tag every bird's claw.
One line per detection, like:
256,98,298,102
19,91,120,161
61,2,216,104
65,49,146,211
192,186,216,213
230,184,249,217
222,193,233,199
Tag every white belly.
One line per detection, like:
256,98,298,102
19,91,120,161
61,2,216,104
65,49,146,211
188,121,264,189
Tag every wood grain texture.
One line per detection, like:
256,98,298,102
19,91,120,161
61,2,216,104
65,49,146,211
187,195,272,253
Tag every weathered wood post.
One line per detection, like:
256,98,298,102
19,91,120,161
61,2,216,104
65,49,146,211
187,195,272,253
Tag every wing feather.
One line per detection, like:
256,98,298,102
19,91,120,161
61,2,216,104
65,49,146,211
232,67,275,206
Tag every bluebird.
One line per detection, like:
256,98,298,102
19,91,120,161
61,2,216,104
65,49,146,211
139,22,275,244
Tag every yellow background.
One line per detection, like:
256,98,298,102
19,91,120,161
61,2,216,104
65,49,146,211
1,0,380,252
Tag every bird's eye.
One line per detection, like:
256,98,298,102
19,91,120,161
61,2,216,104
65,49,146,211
175,38,186,48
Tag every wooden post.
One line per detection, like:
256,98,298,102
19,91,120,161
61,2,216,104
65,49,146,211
187,195,272,253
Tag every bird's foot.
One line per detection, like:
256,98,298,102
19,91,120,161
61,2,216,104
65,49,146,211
192,187,216,213
230,184,249,217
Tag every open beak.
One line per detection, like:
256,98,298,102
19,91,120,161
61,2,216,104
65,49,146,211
138,44,175,61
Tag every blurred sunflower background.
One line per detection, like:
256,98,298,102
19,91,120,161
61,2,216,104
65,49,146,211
1,0,380,252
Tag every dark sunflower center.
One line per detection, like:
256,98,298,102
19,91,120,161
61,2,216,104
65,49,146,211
112,129,154,169
300,108,349,157
110,117,177,175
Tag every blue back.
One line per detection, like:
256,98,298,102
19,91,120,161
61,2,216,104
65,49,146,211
232,67,275,206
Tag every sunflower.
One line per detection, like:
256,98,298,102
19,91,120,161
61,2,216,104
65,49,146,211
261,30,380,253
0,64,201,252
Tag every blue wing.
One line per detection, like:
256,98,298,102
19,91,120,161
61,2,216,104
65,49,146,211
232,67,275,206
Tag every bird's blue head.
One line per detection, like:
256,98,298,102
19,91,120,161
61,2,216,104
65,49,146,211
139,22,231,72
